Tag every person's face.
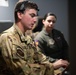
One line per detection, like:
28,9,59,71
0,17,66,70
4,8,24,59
42,15,56,31
18,8,38,31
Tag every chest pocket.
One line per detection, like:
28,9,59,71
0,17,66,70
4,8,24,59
47,38,55,48
12,40,35,63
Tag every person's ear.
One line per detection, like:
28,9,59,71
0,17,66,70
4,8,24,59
42,20,45,25
17,12,23,19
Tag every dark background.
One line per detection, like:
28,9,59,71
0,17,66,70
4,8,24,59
69,0,76,75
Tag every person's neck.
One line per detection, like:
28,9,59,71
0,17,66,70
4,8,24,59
16,22,26,35
44,28,52,34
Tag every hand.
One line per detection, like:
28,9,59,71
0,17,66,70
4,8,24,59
53,59,69,69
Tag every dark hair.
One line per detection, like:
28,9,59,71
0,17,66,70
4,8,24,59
43,12,57,20
33,17,43,32
14,0,39,22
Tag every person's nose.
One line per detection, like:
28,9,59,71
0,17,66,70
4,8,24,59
33,17,37,23
50,21,53,25
49,22,53,27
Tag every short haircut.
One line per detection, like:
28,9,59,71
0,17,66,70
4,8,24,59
43,12,57,20
14,0,39,22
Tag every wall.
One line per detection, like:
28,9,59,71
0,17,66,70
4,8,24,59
0,0,18,22
0,0,69,43
29,0,69,43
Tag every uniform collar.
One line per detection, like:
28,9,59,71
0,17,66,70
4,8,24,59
13,23,32,44
42,28,53,37
42,28,49,36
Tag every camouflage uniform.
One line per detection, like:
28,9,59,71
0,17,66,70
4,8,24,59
0,24,55,75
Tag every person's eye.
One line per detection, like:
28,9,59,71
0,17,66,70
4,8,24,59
52,20,56,23
48,20,51,23
30,14,36,18
48,20,56,23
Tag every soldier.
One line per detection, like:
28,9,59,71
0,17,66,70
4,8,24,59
34,12,70,75
0,1,69,75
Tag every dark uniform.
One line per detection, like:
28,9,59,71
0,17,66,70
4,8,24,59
34,28,69,60
0,24,59,75
34,28,69,75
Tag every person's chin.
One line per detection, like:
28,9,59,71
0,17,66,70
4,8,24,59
28,27,32,30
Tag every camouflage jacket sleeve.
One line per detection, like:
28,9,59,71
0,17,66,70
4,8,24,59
34,41,64,75
0,33,23,75
0,33,55,75
0,32,63,75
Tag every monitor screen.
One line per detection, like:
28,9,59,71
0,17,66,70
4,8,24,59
0,22,13,33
